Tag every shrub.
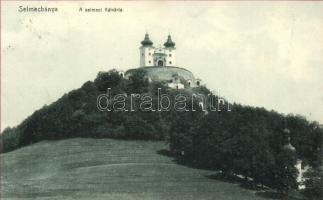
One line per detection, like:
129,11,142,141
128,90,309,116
303,166,323,200
1,127,21,152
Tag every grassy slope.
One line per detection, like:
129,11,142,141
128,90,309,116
1,138,272,200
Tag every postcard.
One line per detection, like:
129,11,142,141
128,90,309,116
1,1,322,200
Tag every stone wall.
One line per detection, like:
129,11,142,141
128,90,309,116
125,66,197,87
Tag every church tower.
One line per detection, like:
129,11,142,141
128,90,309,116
163,35,176,67
139,33,154,67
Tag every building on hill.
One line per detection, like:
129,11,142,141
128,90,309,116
125,33,201,89
140,33,176,67
168,73,184,89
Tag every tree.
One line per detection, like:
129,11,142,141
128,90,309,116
1,127,21,152
127,69,149,93
273,149,298,197
303,167,323,200
94,69,122,92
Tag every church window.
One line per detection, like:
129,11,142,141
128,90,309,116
149,60,151,64
169,54,172,57
149,52,151,56
169,61,172,64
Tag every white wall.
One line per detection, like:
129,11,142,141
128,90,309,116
140,46,154,67
165,48,176,66
140,46,176,67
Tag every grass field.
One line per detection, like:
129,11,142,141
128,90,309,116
1,138,274,200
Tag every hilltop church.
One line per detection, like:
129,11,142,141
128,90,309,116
125,33,201,89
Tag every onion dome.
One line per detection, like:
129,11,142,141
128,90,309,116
164,35,175,48
141,33,153,46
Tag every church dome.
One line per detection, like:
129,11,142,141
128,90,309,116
141,33,153,46
164,35,175,48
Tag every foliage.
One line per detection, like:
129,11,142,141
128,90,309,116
1,127,21,152
94,69,123,92
1,68,322,197
168,104,321,195
303,166,323,200
126,68,149,93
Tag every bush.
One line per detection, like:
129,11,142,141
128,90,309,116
1,127,21,152
303,167,323,200
94,69,123,92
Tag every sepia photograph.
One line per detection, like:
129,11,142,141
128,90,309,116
1,1,323,200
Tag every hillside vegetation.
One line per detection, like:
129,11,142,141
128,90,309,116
2,138,278,200
1,69,322,199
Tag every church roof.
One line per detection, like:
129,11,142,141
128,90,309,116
164,35,175,48
141,33,153,46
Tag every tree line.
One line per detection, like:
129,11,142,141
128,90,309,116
1,69,322,199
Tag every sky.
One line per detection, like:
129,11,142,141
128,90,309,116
2,1,323,130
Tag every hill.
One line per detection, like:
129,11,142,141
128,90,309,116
1,69,322,198
1,138,275,200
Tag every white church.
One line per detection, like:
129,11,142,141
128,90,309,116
125,33,201,89
139,33,176,67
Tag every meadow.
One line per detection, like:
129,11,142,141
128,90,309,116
1,138,274,200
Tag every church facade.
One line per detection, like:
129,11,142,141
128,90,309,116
125,33,201,89
139,33,176,67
